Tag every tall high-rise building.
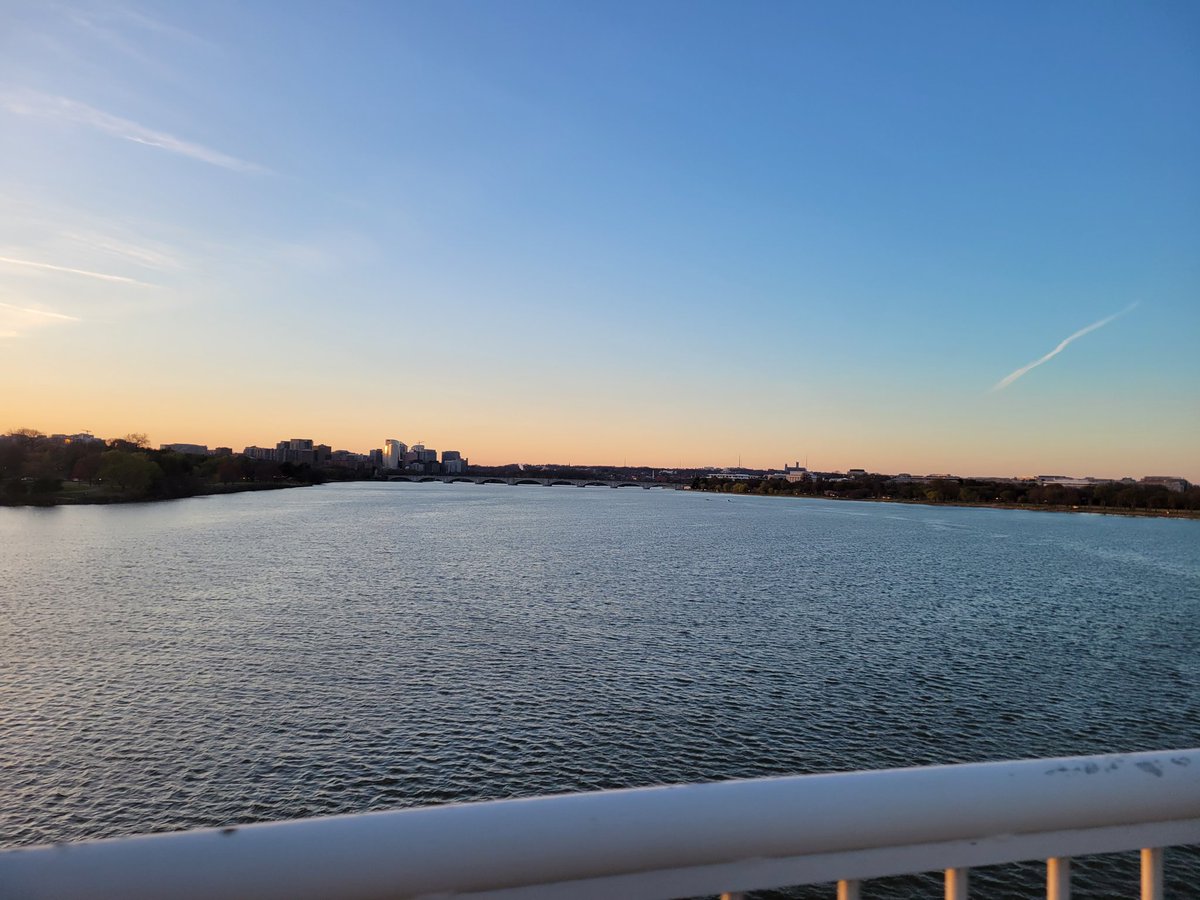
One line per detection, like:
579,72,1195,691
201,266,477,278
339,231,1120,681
384,439,407,469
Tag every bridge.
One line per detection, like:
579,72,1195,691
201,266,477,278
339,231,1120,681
2,748,1195,899
384,474,677,489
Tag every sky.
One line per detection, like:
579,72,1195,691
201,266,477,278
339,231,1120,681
1,1,1197,478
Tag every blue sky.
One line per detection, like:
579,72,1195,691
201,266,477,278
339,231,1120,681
1,1,1197,477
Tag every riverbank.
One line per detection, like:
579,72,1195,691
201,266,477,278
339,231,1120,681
854,495,1200,520
1,480,310,508
688,485,1200,520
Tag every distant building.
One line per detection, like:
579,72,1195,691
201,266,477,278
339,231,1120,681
275,439,315,464
847,468,868,478
243,438,316,464
329,449,369,468
441,450,466,474
783,461,808,481
1036,475,1117,488
406,443,437,463
212,447,233,457
384,439,407,469
377,438,471,472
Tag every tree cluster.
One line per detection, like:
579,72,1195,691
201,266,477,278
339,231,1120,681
691,473,1200,512
0,430,326,505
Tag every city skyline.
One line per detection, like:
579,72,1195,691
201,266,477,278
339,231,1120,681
10,424,1195,484
2,3,1197,481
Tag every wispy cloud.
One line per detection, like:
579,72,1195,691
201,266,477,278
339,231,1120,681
0,255,153,286
0,301,80,338
57,231,183,271
991,303,1139,392
0,90,267,174
0,191,190,273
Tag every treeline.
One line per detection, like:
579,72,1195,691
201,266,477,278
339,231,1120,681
692,474,1200,512
0,430,325,505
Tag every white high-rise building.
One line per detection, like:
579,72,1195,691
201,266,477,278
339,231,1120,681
384,439,407,469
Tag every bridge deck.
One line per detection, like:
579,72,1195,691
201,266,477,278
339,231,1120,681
383,475,675,489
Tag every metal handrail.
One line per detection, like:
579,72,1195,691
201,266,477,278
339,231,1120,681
2,748,1197,899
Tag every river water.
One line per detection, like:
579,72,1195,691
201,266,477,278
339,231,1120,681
2,482,1197,896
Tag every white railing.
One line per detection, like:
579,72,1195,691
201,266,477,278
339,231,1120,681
2,748,1197,899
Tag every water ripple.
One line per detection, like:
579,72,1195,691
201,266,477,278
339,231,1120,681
2,484,1197,897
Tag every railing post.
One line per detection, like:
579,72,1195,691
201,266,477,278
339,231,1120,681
1141,848,1163,900
838,879,862,900
946,867,969,899
1047,857,1070,900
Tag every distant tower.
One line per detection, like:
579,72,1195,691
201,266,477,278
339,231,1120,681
384,439,407,469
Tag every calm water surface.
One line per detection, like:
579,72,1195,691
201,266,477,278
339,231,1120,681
2,483,1198,897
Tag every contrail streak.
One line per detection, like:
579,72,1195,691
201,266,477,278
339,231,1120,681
0,255,150,285
0,301,79,321
991,303,1138,392
0,301,80,337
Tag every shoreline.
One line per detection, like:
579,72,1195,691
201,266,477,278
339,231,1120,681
7,479,1198,520
692,488,1200,520
858,495,1200,520
1,480,311,508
